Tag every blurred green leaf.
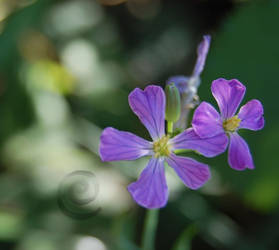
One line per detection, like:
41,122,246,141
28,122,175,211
0,210,23,240
172,224,197,250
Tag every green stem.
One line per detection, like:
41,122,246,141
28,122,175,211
174,149,192,154
142,209,159,250
167,122,173,134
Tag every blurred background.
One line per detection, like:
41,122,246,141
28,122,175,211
0,0,278,249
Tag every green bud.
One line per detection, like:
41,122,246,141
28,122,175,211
165,83,181,123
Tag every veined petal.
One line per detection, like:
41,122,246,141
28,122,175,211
129,85,165,140
166,154,210,190
127,157,168,209
228,132,254,170
211,78,246,119
238,99,264,131
99,127,152,161
193,35,211,77
192,101,224,138
170,128,228,157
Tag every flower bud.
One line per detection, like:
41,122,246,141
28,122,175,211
165,82,181,123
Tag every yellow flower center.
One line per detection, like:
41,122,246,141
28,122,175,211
153,135,172,158
223,115,241,132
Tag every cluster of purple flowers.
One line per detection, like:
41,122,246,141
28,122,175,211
99,36,264,209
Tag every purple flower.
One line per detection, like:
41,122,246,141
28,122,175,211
167,35,211,129
167,35,211,91
99,85,228,209
192,78,264,171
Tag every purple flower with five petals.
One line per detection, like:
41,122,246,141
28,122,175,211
99,85,228,209
192,78,264,171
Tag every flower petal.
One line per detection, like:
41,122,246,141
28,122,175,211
238,99,264,131
192,101,224,138
166,154,210,190
170,128,228,157
129,85,165,140
211,78,246,119
127,157,168,209
99,127,152,161
193,35,211,77
228,132,254,170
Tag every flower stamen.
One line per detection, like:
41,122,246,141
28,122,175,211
153,135,171,158
223,115,241,132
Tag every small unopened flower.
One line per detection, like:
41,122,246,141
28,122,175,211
165,82,181,123
99,85,227,209
192,78,264,170
167,35,211,129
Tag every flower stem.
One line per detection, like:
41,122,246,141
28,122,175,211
142,209,159,250
167,122,173,134
174,149,192,154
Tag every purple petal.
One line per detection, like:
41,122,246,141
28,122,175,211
193,35,211,77
211,78,246,119
166,154,210,189
228,132,254,170
127,157,168,209
170,128,228,157
166,76,190,94
238,99,264,131
192,101,224,138
129,85,165,140
99,127,152,161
